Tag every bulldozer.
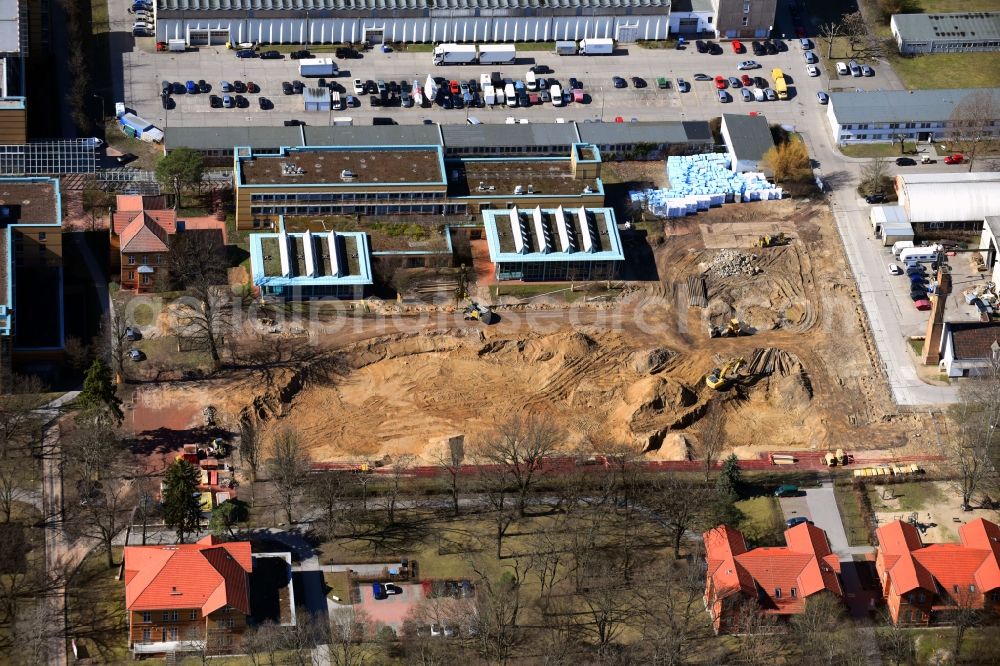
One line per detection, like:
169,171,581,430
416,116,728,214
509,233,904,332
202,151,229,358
705,357,745,390
463,301,495,324
709,318,751,338
754,233,787,248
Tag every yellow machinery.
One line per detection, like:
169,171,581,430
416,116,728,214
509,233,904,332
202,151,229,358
463,301,495,324
706,357,745,390
824,448,848,466
709,318,750,338
754,233,787,248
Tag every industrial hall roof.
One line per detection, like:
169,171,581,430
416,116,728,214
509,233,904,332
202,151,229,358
158,0,670,10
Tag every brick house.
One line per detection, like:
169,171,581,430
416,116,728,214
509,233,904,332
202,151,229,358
110,195,177,293
703,523,843,633
874,518,1000,626
124,535,252,657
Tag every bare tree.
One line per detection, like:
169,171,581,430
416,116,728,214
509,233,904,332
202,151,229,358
164,230,231,368
243,621,286,666
0,375,45,458
576,570,638,655
265,426,312,524
731,599,783,666
842,11,884,60
945,587,982,663
103,302,133,382
818,21,841,59
307,470,351,539
328,606,373,666
431,436,465,517
635,554,710,665
475,415,563,518
475,464,517,560
699,404,726,484
860,157,890,197
0,459,25,522
790,592,852,665
947,368,1000,510
876,612,917,666
948,89,1000,172
237,412,262,503
644,475,708,558
469,558,528,665
382,454,414,525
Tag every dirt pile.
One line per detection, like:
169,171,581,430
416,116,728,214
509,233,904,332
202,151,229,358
704,249,761,278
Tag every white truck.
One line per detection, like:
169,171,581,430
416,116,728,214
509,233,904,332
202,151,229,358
578,38,614,55
433,44,477,65
483,84,496,105
478,44,516,65
550,83,563,106
299,58,338,77
504,82,517,107
168,39,186,52
494,84,505,105
555,40,577,55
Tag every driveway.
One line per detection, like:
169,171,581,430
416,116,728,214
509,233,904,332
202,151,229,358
779,478,872,558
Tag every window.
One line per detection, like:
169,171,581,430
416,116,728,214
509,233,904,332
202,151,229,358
141,611,151,623
168,627,179,641
790,588,797,598
128,272,135,280
190,610,198,620
742,16,749,26
743,1,750,12
917,592,925,603
141,275,150,285
162,610,179,622
953,585,960,593
128,255,136,265
969,584,976,593
774,587,782,598
142,628,152,642
38,232,47,242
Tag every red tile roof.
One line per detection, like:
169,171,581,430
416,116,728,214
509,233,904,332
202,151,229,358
876,519,1000,604
124,536,252,615
947,322,1000,360
117,210,177,254
703,523,843,614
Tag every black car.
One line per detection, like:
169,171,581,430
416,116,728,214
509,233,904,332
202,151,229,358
693,73,712,81
197,80,211,93
517,93,528,106
369,95,382,107
161,80,172,95
708,41,723,54
258,96,272,109
896,157,917,166
631,76,646,88
365,80,377,94
282,81,293,95
752,40,764,56
209,94,222,108
170,82,186,94
473,92,484,107
530,64,553,74
160,93,174,109
466,79,478,93
292,80,304,94
764,41,778,55
235,49,256,58
232,80,247,93
388,80,400,94
865,192,886,204
569,77,582,90
755,76,768,88
259,50,282,59
453,95,464,109
442,96,453,109
290,49,311,59
695,39,707,53
776,40,788,52
335,47,359,58
283,119,305,126
235,94,249,108
612,76,627,88
329,81,345,93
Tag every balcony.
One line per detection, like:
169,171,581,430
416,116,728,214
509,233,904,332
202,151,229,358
132,640,206,655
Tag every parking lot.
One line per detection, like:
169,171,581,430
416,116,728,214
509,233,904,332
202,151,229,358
122,37,877,128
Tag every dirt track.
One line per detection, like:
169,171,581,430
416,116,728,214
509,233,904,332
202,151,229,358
126,199,930,466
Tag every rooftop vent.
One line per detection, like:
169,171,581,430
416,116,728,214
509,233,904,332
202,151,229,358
341,169,356,181
280,162,305,176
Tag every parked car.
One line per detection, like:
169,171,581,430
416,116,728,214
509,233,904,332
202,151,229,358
717,90,730,102
914,299,932,311
569,77,582,90
849,60,862,77
695,39,708,53
246,81,259,93
816,91,829,104
764,41,778,55
741,74,752,86
235,49,256,58
714,75,726,89
865,192,886,204
774,485,799,497
209,94,222,108
222,94,234,108
693,73,712,81
731,39,743,53
752,41,764,56
385,583,403,595
128,349,145,362
530,64,552,74
283,119,305,126
170,82,186,94
612,76,627,88
887,263,902,275
807,65,819,77
281,81,293,95
235,94,249,108
631,76,646,88
197,80,210,93
944,153,964,165
335,47,359,58
895,157,917,166
862,64,874,76
232,80,247,93
740,88,752,102
764,88,777,101
803,50,817,64
292,80,304,94
161,93,173,109
258,96,272,109
755,76,768,88
677,78,690,92
727,76,741,88
786,517,812,528
259,50,282,59
372,582,387,600
290,49,311,59
738,60,760,70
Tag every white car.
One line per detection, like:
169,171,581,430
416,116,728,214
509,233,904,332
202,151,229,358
737,60,761,70
836,61,849,75
807,65,819,77
353,78,364,94
816,91,829,104
888,263,902,275
430,624,442,637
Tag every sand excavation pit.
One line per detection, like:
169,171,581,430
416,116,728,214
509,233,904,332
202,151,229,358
271,326,819,464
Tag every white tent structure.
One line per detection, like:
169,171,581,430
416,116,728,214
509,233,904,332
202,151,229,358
895,172,1000,225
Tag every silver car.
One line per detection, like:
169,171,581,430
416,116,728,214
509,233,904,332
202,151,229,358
849,60,862,77
764,88,777,101
727,76,741,88
717,90,730,103
816,91,829,104
741,88,753,102
862,64,875,76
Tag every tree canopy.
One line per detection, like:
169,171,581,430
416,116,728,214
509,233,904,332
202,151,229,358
77,359,124,426
162,459,202,543
155,148,205,209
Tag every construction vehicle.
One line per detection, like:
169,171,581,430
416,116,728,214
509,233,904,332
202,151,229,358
754,233,787,248
706,357,745,390
463,301,495,324
709,318,751,338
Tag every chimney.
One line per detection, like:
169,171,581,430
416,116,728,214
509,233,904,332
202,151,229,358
922,265,951,365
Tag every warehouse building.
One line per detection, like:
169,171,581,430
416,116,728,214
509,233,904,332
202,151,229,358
233,142,605,229
894,172,1000,233
891,12,1000,55
154,0,673,46
250,222,372,299
483,205,624,281
826,88,1000,144
720,113,773,173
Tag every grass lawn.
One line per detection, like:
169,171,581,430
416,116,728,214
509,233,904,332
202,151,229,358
908,338,925,356
913,0,1000,11
910,627,996,664
135,335,214,372
888,51,1000,90
324,571,353,604
833,480,871,547
868,480,945,513
65,546,127,664
840,142,918,158
103,121,162,171
734,496,785,547
91,0,110,34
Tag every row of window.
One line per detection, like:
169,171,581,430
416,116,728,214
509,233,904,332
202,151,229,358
127,255,162,265
125,272,153,285
774,586,797,599
842,121,998,130
445,145,570,156
140,610,195,623
250,191,445,203
250,204,467,216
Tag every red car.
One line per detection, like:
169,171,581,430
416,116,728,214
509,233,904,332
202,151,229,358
449,80,460,94
943,153,964,165
741,74,752,86
714,75,727,89
914,299,931,311
731,40,743,53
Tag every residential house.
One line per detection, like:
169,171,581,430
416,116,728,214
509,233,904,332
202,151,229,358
875,518,1000,626
703,523,843,633
938,321,1000,378
124,535,252,657
111,195,177,292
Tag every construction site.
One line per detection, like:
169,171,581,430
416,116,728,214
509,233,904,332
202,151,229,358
126,197,930,468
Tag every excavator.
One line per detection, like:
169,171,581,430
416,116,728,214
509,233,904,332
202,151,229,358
709,318,751,338
463,301,495,324
705,357,745,390
754,233,787,248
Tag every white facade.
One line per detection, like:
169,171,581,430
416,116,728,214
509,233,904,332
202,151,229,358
157,14,673,45
978,216,1000,286
869,205,913,247
895,173,1000,225
668,10,713,35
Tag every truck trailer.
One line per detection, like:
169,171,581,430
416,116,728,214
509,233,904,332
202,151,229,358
117,112,163,143
478,44,516,65
168,38,186,52
299,58,338,77
555,40,577,55
433,44,477,65
578,38,614,55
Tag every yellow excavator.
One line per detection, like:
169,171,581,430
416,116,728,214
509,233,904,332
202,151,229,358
706,357,745,390
754,233,787,248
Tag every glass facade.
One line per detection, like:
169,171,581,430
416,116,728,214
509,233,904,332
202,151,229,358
496,260,619,282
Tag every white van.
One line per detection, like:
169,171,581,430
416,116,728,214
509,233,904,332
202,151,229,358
899,246,941,264
505,83,517,106
892,241,915,258
525,70,538,91
551,84,563,106
753,88,765,102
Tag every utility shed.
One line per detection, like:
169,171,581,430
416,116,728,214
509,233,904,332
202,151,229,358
895,172,1000,231
303,87,330,112
720,113,775,174
869,205,913,246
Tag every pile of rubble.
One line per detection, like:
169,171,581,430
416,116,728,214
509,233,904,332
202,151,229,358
705,250,761,278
